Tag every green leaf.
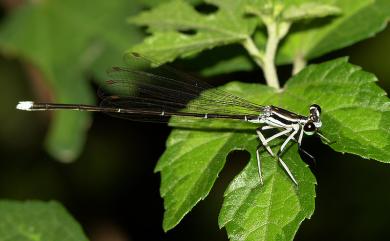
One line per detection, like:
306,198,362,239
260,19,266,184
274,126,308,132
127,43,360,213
181,45,256,76
200,55,255,76
0,200,88,241
244,1,340,21
156,58,389,239
129,0,257,64
220,58,390,241
0,0,142,162
285,57,390,162
278,0,390,64
219,145,316,241
156,128,252,231
156,84,274,231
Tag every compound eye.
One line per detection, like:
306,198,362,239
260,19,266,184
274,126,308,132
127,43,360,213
310,104,321,114
304,121,316,135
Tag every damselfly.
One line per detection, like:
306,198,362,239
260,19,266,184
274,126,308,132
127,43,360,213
16,54,329,185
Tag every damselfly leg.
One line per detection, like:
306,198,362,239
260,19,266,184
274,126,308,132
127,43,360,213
256,147,263,185
256,125,298,185
256,127,276,157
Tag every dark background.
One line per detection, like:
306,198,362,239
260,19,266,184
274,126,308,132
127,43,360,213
1,2,390,241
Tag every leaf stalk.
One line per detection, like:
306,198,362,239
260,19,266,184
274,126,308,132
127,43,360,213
244,6,291,90
243,37,264,69
292,53,307,75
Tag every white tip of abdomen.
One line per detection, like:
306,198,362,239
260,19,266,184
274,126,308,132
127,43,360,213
16,101,34,110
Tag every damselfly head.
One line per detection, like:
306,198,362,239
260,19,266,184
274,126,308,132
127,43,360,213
304,104,333,144
309,104,322,128
303,104,322,135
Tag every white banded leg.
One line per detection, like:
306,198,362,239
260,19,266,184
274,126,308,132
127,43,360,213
266,128,292,142
256,127,292,157
256,148,263,185
256,129,269,185
256,127,293,185
280,126,299,153
277,158,297,185
256,128,275,157
266,126,311,158
262,126,276,130
277,126,300,185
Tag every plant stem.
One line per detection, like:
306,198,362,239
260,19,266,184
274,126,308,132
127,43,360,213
244,17,290,90
292,54,306,75
263,21,281,89
243,37,264,69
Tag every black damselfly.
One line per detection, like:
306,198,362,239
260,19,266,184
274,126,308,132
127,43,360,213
16,54,329,185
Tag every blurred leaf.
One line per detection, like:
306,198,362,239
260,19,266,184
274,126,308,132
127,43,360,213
0,0,142,162
183,44,256,76
129,0,257,64
156,58,389,239
200,55,254,76
0,200,88,241
278,0,390,64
